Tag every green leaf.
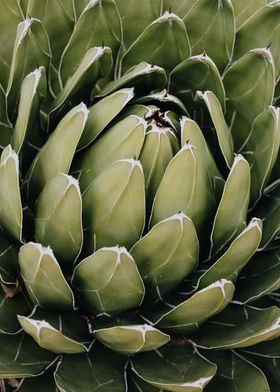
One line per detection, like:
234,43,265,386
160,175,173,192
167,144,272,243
95,324,170,355
234,1,280,75
242,354,280,391
0,333,56,378
0,230,18,284
78,88,135,150
50,46,112,120
15,369,57,392
72,246,144,316
55,345,126,392
196,90,234,167
96,62,167,98
0,146,22,241
204,350,270,392
169,54,225,113
254,182,280,248
131,213,198,302
19,242,75,310
0,285,30,334
243,336,280,358
75,115,146,193
35,174,83,272
241,106,280,207
223,48,275,150
194,305,280,349
132,342,216,392
147,279,234,333
27,0,75,70
59,0,122,85
25,103,88,204
6,18,51,122
139,123,179,211
210,155,251,256
135,89,188,115
121,12,190,74
0,0,23,89
82,159,145,253
18,308,91,354
114,0,161,49
11,67,46,171
0,85,12,149
150,144,216,240
231,0,267,29
180,117,224,200
163,0,235,71
235,248,280,303
198,218,262,289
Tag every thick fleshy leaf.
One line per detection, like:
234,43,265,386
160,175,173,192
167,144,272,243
204,350,270,392
55,342,126,392
223,48,275,150
196,90,234,167
235,248,280,303
26,0,75,92
241,106,280,207
231,0,267,29
95,324,170,355
0,230,18,284
78,88,134,150
131,213,198,302
114,0,161,49
234,1,280,75
25,103,88,204
59,0,122,85
6,18,51,122
121,12,190,74
147,279,234,333
180,117,224,199
139,123,179,210
0,333,55,378
198,218,262,289
243,354,280,391
243,336,280,358
82,159,145,253
76,115,146,193
180,0,235,71
0,146,22,241
49,46,112,121
96,62,167,98
35,174,83,272
210,155,250,256
0,85,12,149
11,67,46,171
254,182,280,248
72,246,145,315
0,286,30,334
18,308,91,354
150,144,216,240
0,0,23,89
132,342,216,392
169,54,225,113
194,305,280,349
128,375,161,392
19,242,75,310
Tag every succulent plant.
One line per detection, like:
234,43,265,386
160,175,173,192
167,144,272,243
1,0,280,390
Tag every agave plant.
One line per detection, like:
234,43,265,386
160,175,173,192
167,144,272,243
1,0,280,390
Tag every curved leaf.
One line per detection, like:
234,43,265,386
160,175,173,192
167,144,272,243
121,12,190,74
0,146,22,241
131,213,198,302
210,155,251,256
72,246,145,316
19,242,75,310
95,324,170,355
76,115,146,193
82,159,145,253
132,342,216,392
0,230,18,284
